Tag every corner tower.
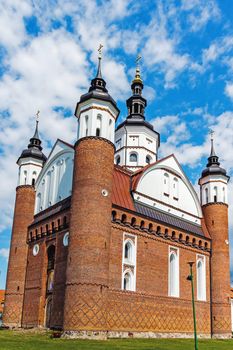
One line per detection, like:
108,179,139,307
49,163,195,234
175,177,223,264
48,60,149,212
199,134,231,338
115,57,160,171
3,119,46,327
63,47,119,332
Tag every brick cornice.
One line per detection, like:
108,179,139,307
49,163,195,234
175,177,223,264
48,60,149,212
75,136,115,150
16,185,35,191
111,221,211,253
202,202,228,208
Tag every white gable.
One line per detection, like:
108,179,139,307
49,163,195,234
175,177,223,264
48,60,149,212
35,140,74,214
133,155,202,223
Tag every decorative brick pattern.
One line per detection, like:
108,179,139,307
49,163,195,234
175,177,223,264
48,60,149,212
3,185,35,327
202,203,232,336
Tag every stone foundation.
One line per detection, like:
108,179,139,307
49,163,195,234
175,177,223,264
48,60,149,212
62,330,211,340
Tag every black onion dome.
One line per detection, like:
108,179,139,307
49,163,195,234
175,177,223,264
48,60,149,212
116,60,160,147
201,137,228,178
17,120,47,164
76,55,119,116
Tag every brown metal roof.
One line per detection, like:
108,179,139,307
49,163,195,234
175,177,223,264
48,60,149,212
134,202,205,237
112,166,135,211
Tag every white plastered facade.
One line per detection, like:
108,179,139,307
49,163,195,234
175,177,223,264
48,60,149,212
35,140,74,214
76,98,118,143
199,174,228,205
133,155,202,224
114,124,159,170
17,157,44,186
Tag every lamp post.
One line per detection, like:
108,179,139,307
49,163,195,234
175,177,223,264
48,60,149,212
187,262,198,350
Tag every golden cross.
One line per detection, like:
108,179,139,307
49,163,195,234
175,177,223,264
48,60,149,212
98,44,103,58
36,110,40,122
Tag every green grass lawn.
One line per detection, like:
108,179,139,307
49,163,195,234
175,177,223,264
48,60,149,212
0,330,233,350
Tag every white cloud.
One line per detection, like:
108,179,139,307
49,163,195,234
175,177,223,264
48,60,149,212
151,115,179,135
0,248,9,260
225,82,233,101
181,0,221,32
202,36,233,67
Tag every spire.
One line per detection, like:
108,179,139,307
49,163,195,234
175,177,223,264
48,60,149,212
132,54,143,85
17,111,47,164
96,44,103,79
76,44,119,116
28,111,42,150
89,44,107,93
201,129,227,178
126,54,147,120
206,130,220,167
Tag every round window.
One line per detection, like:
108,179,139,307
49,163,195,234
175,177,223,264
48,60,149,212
33,244,39,256
101,189,108,197
63,232,69,247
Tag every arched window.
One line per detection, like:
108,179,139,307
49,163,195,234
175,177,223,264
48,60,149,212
36,193,42,212
169,249,179,297
96,115,102,137
47,245,55,271
146,155,151,164
173,177,178,199
213,186,217,203
130,153,138,163
24,170,27,185
123,272,132,291
108,119,112,140
124,240,134,263
197,256,206,301
116,156,120,165
205,188,208,204
223,187,226,203
164,173,169,195
32,171,37,187
134,103,139,114
85,115,88,136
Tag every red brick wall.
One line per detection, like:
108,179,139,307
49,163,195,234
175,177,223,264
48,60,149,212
63,137,115,331
203,203,232,336
3,185,35,327
22,239,47,327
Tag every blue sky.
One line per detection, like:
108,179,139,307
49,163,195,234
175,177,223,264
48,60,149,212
0,0,233,289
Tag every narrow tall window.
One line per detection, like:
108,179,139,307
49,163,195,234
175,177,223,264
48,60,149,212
96,115,102,137
173,177,178,199
85,115,88,136
124,241,133,262
116,156,120,165
130,153,138,163
223,187,226,203
197,255,206,301
24,170,27,184
205,188,208,204
122,235,136,291
123,272,132,291
169,248,179,297
146,155,151,164
213,186,217,203
164,173,169,195
108,119,112,140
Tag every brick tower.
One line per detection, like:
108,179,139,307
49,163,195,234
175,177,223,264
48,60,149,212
63,48,119,333
199,134,231,338
3,120,46,327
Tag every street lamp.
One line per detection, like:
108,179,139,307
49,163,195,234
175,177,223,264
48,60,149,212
187,261,198,350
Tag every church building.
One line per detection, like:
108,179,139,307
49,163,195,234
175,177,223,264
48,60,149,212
3,50,233,338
